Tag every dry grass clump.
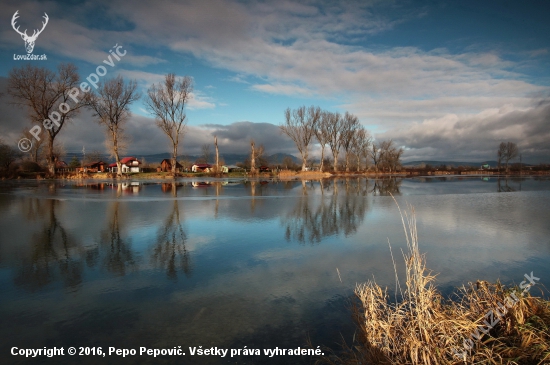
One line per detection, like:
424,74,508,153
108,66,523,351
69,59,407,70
317,203,550,365
278,169,331,179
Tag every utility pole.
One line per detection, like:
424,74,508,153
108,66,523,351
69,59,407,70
82,145,86,171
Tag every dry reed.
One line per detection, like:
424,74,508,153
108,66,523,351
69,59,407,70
317,202,550,365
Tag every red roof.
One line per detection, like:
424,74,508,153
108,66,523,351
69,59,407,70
109,163,117,167
120,157,138,164
193,163,212,168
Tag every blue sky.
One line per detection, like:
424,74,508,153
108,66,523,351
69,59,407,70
1,0,549,162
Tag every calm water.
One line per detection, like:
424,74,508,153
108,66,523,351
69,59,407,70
1,176,549,364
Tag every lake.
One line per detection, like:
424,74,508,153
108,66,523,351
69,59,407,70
1,176,549,364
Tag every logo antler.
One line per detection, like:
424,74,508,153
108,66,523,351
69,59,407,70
12,10,49,54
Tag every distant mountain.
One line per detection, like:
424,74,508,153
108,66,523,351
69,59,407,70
402,160,499,168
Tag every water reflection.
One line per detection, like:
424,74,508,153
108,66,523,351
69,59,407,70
98,201,136,276
282,179,372,244
151,199,193,279
369,177,402,196
14,199,83,291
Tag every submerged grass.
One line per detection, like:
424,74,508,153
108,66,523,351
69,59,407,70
317,201,550,365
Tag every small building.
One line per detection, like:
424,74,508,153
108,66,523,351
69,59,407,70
78,161,106,173
160,159,183,172
108,157,141,173
224,165,242,173
259,166,271,172
55,160,70,173
191,163,212,173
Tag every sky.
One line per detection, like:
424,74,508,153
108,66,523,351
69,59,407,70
0,0,549,163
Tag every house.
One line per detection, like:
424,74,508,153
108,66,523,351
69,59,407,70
78,161,106,173
160,159,182,172
259,165,271,172
55,160,70,173
108,157,141,173
191,163,212,172
224,165,242,173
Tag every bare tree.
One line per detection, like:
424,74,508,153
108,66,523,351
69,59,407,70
84,150,103,165
146,73,193,175
21,129,44,164
326,112,343,172
201,144,211,164
250,139,264,174
280,106,321,171
370,142,381,173
214,135,220,173
340,112,360,172
379,139,403,173
8,63,83,176
497,142,505,172
314,111,331,172
0,139,22,172
351,126,371,172
498,141,519,173
85,76,140,178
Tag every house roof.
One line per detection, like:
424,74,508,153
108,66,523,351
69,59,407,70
85,161,105,167
193,163,212,168
56,161,68,168
120,157,139,164
161,159,182,168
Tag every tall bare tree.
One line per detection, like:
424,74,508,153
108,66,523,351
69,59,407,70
314,111,331,172
250,139,264,174
214,135,220,173
280,106,321,171
326,112,343,172
370,142,381,172
340,112,360,172
85,76,140,178
146,73,193,175
351,126,371,172
498,141,519,173
8,63,83,176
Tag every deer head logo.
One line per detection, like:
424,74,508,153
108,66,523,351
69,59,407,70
11,10,49,54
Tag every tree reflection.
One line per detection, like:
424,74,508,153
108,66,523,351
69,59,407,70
151,199,192,280
14,199,83,291
369,177,402,196
282,179,370,244
497,177,516,192
99,201,136,276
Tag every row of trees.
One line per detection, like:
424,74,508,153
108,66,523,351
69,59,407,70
279,106,404,172
7,63,192,177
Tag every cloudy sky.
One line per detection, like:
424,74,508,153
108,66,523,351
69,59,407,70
1,0,549,162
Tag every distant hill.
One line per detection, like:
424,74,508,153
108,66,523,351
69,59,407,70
402,160,499,168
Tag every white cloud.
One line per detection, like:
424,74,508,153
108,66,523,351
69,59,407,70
187,92,215,110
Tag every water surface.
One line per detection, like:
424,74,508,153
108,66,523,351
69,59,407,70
1,176,549,364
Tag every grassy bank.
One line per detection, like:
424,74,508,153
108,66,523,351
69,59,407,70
318,203,550,365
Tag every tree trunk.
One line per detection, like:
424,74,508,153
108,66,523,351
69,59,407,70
47,137,55,177
113,133,122,178
172,144,178,176
333,151,339,172
345,152,350,172
319,146,325,172
250,141,256,174
215,136,219,174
